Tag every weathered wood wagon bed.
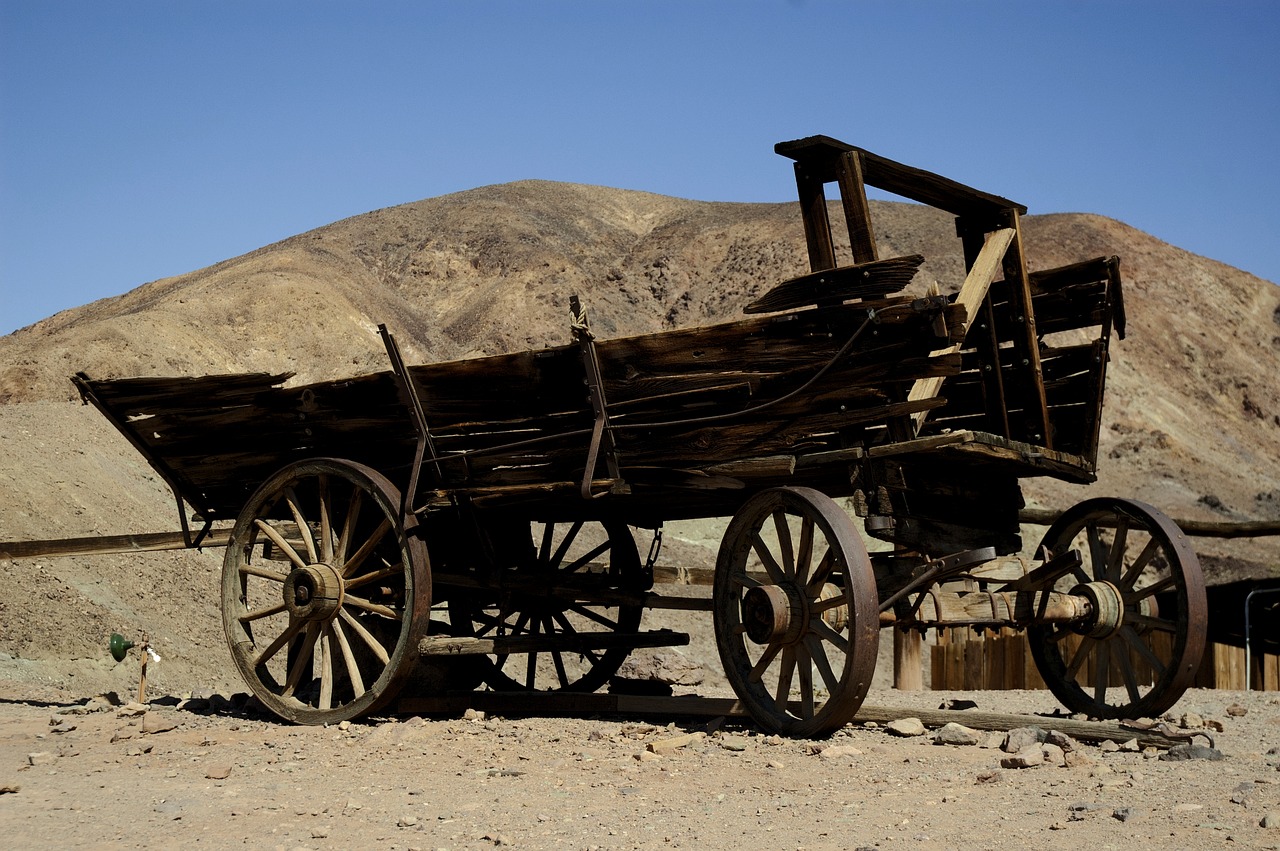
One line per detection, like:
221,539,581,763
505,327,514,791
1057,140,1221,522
75,136,1207,736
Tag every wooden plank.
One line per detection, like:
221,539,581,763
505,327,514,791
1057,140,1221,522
893,627,923,690
998,214,1052,447
418,629,689,657
1017,508,1280,538
743,255,923,314
907,227,1015,432
837,149,879,264
792,160,837,271
0,529,232,560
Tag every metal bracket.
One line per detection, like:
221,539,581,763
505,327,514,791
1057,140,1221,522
379,324,445,520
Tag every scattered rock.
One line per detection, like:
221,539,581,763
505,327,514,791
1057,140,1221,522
1099,740,1120,753
1262,812,1280,829
818,745,864,761
1231,781,1257,806
117,702,148,718
1226,703,1248,717
979,731,1004,749
647,731,705,755
49,722,76,734
141,712,178,735
1003,726,1046,753
718,738,747,752
886,717,926,737
938,699,978,711
0,784,19,794
311,827,330,839
1119,738,1141,752
205,764,233,779
1064,750,1093,768
1180,712,1204,729
110,729,134,743
934,722,980,746
1160,744,1225,762
1041,743,1066,767
616,650,705,686
1046,730,1078,752
1113,806,1135,822
1000,747,1044,769
634,750,662,762
26,752,54,766
974,769,1001,784
463,709,486,722
398,815,419,827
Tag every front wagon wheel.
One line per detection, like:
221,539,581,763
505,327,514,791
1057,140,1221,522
221,458,430,724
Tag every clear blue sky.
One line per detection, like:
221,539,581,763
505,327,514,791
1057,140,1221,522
2,1,1277,336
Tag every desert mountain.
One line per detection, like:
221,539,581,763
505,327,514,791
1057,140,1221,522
1,179,1278,695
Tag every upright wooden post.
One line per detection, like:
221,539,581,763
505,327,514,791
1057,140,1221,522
893,626,923,690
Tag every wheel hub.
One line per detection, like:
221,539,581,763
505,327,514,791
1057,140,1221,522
283,564,344,621
742,584,805,645
1071,580,1124,639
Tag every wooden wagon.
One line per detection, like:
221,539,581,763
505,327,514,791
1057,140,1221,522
74,136,1207,737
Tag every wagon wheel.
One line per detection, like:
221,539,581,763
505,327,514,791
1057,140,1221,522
714,487,879,738
451,518,644,693
222,458,431,724
1027,497,1207,720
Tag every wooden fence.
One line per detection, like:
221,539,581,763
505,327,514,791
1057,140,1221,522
928,626,1280,691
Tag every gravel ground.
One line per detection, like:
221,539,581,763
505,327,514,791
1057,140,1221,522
3,683,1280,851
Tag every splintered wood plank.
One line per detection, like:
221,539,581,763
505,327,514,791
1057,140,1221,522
907,227,1015,431
743,255,923,314
837,149,878,263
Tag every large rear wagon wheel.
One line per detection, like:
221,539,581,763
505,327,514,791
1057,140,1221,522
221,458,431,724
714,487,879,738
1028,497,1207,720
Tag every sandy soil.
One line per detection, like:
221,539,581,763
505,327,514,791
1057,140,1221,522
3,683,1280,851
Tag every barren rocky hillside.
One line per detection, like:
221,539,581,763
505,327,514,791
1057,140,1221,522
1,180,1278,698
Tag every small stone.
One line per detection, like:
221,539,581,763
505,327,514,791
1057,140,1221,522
1100,739,1120,753
634,750,662,762
1173,803,1203,813
1204,719,1225,732
117,702,147,718
398,815,419,827
1262,812,1280,829
1049,821,1067,830
979,731,1004,749
337,720,351,731
974,769,1001,784
49,722,76,734
934,722,980,746
818,745,864,761
1064,750,1093,768
26,752,54,767
886,718,926,737
1002,726,1046,753
463,708,486,722
1113,806,1135,822
311,827,331,839
110,729,134,743
0,784,19,794
1000,746,1044,769
1119,738,1141,752
1041,743,1066,767
766,760,785,769
1231,781,1257,805
1160,743,1225,762
141,713,178,735
1046,730,1078,752
1180,712,1204,729
205,764,233,779
647,731,705,755
1226,703,1248,717
718,738,747,752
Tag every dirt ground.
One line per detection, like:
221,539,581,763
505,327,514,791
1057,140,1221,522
3,681,1280,851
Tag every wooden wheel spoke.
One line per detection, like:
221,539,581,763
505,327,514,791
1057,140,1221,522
1116,644,1141,705
772,510,795,576
344,563,405,592
1119,625,1167,676
796,642,815,719
1125,612,1177,633
343,593,400,621
240,601,287,623
1126,574,1176,603
254,617,306,668
1064,636,1094,678
748,641,782,683
774,647,796,710
318,475,334,563
805,635,840,695
809,619,850,654
1106,517,1130,582
240,563,289,583
561,540,610,576
547,520,584,570
805,549,836,596
337,488,362,563
341,518,393,578
795,517,815,586
810,595,845,615
1093,638,1111,704
547,617,570,688
565,602,618,631
537,523,556,567
254,520,309,571
338,608,389,665
750,531,787,585
318,628,334,710
1086,524,1109,581
285,487,318,564
283,623,321,697
731,571,763,590
1119,538,1163,590
331,619,366,699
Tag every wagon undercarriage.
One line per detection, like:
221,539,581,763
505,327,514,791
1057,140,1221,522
75,135,1206,736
